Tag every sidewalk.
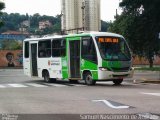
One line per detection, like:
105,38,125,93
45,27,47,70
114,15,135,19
133,79,160,84
133,70,160,84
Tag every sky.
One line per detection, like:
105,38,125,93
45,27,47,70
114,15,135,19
2,0,122,22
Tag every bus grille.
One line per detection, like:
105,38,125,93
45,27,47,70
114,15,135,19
113,74,129,77
110,67,130,72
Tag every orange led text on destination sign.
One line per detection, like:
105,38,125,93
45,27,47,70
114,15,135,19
98,38,119,43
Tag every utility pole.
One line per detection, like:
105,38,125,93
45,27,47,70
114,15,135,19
158,32,160,80
114,9,118,19
60,11,64,35
28,15,31,36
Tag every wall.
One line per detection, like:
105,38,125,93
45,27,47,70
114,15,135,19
0,50,23,67
133,56,160,65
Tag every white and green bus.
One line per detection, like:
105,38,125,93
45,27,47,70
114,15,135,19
23,32,134,85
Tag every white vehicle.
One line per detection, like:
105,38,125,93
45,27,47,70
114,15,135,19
23,32,134,85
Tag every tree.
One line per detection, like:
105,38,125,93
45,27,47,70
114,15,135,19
0,13,62,34
101,20,110,32
109,0,160,68
0,40,22,50
0,1,5,27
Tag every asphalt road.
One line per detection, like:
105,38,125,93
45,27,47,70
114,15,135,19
0,69,159,120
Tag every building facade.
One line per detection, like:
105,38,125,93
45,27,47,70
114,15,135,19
39,20,52,30
61,0,101,33
85,0,101,31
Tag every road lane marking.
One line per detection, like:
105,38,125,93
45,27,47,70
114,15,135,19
0,85,6,88
49,83,68,87
43,83,67,87
42,83,87,87
141,92,160,97
92,100,130,109
70,84,86,87
96,81,133,86
26,83,48,87
8,84,28,88
0,83,86,89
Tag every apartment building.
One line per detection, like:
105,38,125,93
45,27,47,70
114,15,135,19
61,0,101,33
39,20,52,30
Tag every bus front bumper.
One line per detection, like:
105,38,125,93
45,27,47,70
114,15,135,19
98,67,134,80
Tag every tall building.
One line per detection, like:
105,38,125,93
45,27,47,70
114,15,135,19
61,0,83,33
85,0,101,31
61,0,101,33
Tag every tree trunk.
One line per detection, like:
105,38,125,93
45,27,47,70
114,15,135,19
149,57,153,68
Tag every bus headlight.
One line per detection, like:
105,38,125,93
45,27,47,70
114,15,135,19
99,67,108,71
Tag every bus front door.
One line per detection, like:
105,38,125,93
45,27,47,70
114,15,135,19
30,43,38,76
69,40,81,79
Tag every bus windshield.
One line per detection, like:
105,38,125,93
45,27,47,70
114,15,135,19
96,37,131,61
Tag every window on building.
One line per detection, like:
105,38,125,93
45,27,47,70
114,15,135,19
24,42,29,58
38,40,51,58
52,39,66,57
82,37,97,63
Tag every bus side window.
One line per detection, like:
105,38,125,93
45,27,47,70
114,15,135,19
24,42,29,58
82,37,97,63
52,39,66,57
38,40,51,58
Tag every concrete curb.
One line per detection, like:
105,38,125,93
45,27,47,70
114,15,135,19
142,80,160,84
134,70,160,73
133,79,160,84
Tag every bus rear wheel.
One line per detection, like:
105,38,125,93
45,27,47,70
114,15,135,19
113,79,123,85
43,71,52,83
84,72,96,86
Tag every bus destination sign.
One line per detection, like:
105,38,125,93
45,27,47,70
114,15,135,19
98,38,119,43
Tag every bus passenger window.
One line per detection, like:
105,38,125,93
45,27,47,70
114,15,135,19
52,39,66,57
38,40,51,58
24,42,29,58
82,37,97,63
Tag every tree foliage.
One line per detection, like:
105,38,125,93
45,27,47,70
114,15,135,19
0,13,61,35
0,12,110,35
109,0,160,67
0,1,5,27
101,20,110,32
0,40,22,50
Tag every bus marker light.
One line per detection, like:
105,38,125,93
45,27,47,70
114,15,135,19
48,60,51,66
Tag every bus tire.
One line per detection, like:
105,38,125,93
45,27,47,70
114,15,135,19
43,71,51,83
113,79,123,85
84,72,96,86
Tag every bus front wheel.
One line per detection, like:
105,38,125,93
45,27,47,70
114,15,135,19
113,79,123,85
84,72,96,86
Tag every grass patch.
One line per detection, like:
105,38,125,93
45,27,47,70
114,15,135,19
135,67,160,71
